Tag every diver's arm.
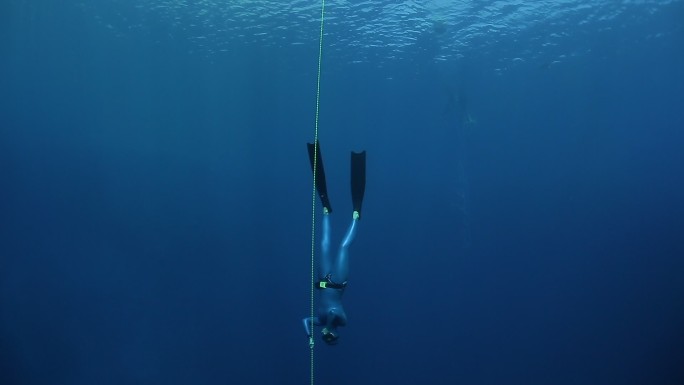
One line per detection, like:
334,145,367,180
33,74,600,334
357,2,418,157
302,317,321,337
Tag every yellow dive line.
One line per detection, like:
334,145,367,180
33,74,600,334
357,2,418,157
310,1,326,385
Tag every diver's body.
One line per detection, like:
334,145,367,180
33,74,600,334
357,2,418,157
303,141,365,345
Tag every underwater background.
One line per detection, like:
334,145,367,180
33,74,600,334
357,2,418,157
1,1,683,384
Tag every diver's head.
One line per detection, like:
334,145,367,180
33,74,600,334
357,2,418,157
321,328,339,345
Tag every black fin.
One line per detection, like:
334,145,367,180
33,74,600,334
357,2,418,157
307,140,332,213
351,150,366,218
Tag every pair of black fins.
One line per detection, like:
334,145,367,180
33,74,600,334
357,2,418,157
307,140,366,218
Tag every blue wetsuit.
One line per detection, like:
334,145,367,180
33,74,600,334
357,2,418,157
304,140,365,345
303,210,359,345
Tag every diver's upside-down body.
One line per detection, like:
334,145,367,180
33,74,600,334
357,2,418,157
303,140,366,345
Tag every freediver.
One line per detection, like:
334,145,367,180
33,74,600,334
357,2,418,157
302,140,366,345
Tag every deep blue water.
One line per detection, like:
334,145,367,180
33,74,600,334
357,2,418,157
2,1,684,384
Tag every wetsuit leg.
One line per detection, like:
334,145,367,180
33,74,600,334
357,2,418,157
320,211,332,277
335,215,359,282
303,213,331,339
